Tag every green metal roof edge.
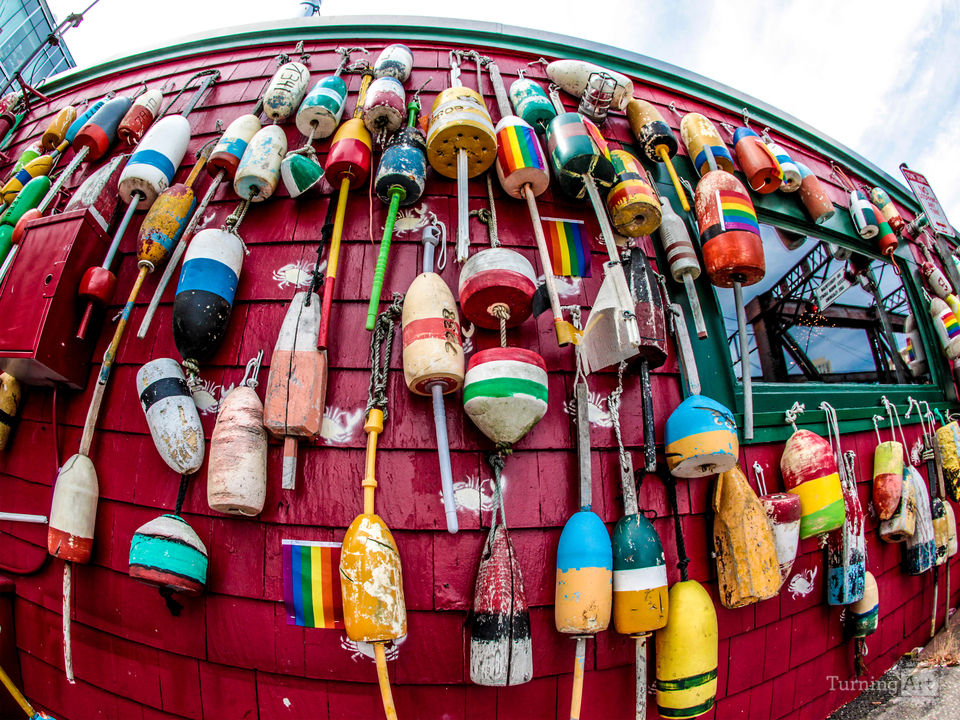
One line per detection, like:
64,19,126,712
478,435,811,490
38,15,919,213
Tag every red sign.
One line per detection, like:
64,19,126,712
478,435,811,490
901,164,955,238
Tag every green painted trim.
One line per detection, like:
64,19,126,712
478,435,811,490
37,16,919,214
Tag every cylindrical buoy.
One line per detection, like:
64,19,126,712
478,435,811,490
905,466,935,574
625,96,690,211
42,105,77,151
173,227,244,367
870,187,905,234
9,142,42,177
509,77,556,132
904,313,928,377
555,510,612,634
765,140,800,191
680,113,735,176
136,174,199,271
930,296,960,360
129,514,208,594
0,155,53,204
118,89,163,145
713,466,781,608
945,503,958,557
732,127,782,194
363,76,406,137
545,59,633,110
920,261,953,301
848,571,879,637
119,115,190,206
612,514,668,634
375,125,427,205
209,114,262,179
48,454,99,563
0,372,20,451
208,380,266,516
655,580,718,719
781,429,846,538
374,44,413,81
937,423,960,502
73,96,133,160
463,347,548,446
233,125,286,201
694,170,764,287
545,111,616,199
402,274,464,395
875,214,898,257
262,61,310,122
426,87,497,179
494,115,549,198
458,248,538,330
873,441,904,520
826,465,866,605
65,97,106,145
657,194,707,337
136,358,205,475
849,190,879,239
664,394,739,477
756,486,801,586
879,467,917,543
933,497,950,566
326,117,373,184
796,163,835,224
296,75,348,140
606,149,661,237
1,173,50,227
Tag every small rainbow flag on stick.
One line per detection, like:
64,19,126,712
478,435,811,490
282,539,344,629
543,217,592,277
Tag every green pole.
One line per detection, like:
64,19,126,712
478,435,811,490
365,187,404,330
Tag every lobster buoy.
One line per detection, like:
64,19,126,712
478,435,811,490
796,163,835,224
129,514,208,594
208,368,266,516
545,59,633,110
875,215,898,257
870,187,905,234
933,497,950,566
48,454,99,563
340,514,407,641
234,125,286,201
545,111,615,199
469,523,533,686
118,89,163,146
937,422,960,502
765,140,800,191
326,118,373,185
65,97,106,145
903,313,928,377
262,60,310,123
363,77,406,137
826,468,866,605
781,429,845,538
694,170,764,287
494,115,549,198
458,248,538,330
296,75,348,140
0,155,53,204
905,467,935,574
873,442,903,520
680,113,735,176
463,347,548,446
945,503,958,557
376,125,427,205
173,228,244,368
848,190,879,239
119,115,190,207
556,510,612,634
921,260,953,300
613,511,668,640
508,77,556,132
879,467,917,543
374,43,414,81
606,149,661,236
732,128,782,193
930,296,960,360
757,488,801,586
42,105,77,150
72,96,132,160
137,358,204,475
848,571,879,637
0,372,20,451
9,143,41,178
664,394,739,477
209,114,262,179
655,580,718,719
426,87,497,179
136,175,199,271
713,466,780,608
1,174,49,229
402,274,464,395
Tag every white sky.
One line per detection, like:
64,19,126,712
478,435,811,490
44,0,960,225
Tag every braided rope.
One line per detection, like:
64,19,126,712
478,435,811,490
366,293,404,419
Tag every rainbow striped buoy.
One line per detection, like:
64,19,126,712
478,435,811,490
780,430,845,538
463,347,548,446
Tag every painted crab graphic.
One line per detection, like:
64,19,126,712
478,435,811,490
563,388,614,428
450,470,502,515
341,635,405,663
320,406,365,445
392,205,430,235
540,273,582,299
191,377,226,415
787,566,818,599
273,259,325,290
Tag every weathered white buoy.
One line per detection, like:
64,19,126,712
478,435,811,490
209,114,262,179
118,115,191,207
48,454,99,563
363,76,406,138
463,347,548,446
262,60,310,123
374,44,414,81
234,125,286,201
136,358,205,475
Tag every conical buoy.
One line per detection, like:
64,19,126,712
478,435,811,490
463,348,548,446
129,514,208,594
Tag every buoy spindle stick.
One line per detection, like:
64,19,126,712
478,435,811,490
374,643,399,720
570,636,587,720
583,174,619,263
635,634,648,720
523,184,571,346
366,189,403,330
0,661,37,718
137,168,226,338
657,144,689,212
733,279,753,439
362,409,383,515
318,178,351,350
430,382,458,533
38,145,89,214
682,273,707,339
455,149,469,262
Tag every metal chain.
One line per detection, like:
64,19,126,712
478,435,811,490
485,173,500,247
366,293,404,419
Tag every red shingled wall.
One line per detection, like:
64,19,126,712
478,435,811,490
0,33,952,720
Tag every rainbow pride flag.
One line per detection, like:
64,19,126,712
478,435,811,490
542,217,591,277
716,190,760,236
943,310,960,340
906,336,917,362
282,539,344,629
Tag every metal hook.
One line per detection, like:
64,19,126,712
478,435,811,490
240,350,264,388
195,136,218,160
133,80,148,100
742,107,751,128
718,121,736,138
872,415,884,445
215,118,224,133
516,68,526,80
784,401,805,432
761,127,773,143
529,57,550,67
295,40,310,65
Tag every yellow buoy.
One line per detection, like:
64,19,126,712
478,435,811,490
0,372,21,451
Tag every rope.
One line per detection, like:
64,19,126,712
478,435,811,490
366,293,404,419
607,361,637,515
664,475,689,582
485,174,500,247
873,415,884,446
491,303,510,348
174,474,189,516
223,196,252,246
784,402,805,432
484,451,508,551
